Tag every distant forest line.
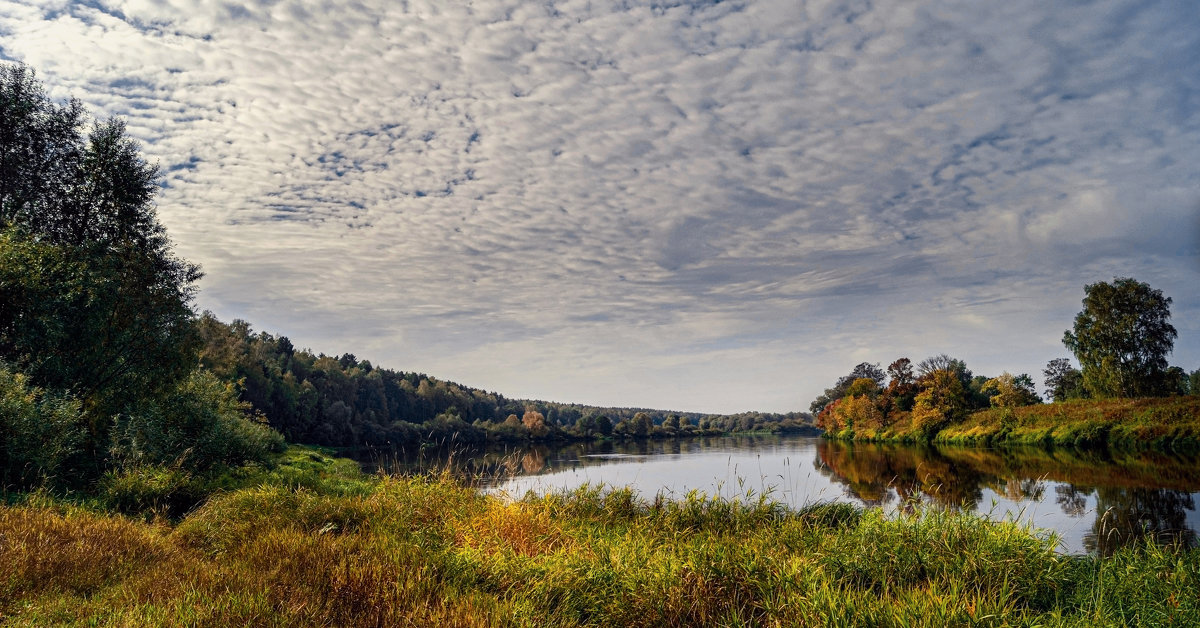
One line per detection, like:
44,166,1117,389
197,314,815,448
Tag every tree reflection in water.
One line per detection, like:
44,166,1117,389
1086,488,1197,556
814,439,1200,554
353,435,1200,554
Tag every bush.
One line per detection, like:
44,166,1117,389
0,365,87,488
98,465,212,519
109,369,285,472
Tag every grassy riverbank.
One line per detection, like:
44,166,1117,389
2,447,1198,626
831,396,1200,450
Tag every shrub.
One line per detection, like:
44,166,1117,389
0,364,87,488
109,369,285,472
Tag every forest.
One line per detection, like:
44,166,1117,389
196,312,813,448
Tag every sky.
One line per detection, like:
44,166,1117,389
2,0,1197,414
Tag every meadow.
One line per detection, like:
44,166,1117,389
2,446,1198,627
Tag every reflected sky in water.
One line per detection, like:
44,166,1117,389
363,435,1200,555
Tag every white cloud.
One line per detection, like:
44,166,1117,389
1,0,1197,412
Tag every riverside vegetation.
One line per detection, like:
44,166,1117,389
3,62,1200,626
826,396,1200,450
4,446,1200,627
812,277,1200,450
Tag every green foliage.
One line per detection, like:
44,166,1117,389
0,63,200,433
630,412,653,436
981,372,1042,408
109,370,285,473
1044,357,1088,402
911,369,968,437
1064,277,1177,398
0,230,200,420
1164,366,1190,395
0,365,87,488
197,313,803,446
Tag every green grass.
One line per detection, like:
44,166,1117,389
2,446,1198,626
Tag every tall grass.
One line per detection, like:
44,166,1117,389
2,447,1198,626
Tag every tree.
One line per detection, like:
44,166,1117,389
0,64,200,421
885,358,918,411
0,365,86,487
826,393,884,432
981,372,1041,408
631,412,653,437
844,377,880,399
522,409,547,437
1,64,85,234
911,369,968,436
1063,278,1177,398
576,414,597,437
809,362,885,414
1164,366,1189,396
917,354,972,388
0,227,199,420
1043,358,1086,402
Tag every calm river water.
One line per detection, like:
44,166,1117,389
359,435,1200,555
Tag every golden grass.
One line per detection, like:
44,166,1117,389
2,448,1198,627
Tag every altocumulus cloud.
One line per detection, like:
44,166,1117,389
1,0,1197,413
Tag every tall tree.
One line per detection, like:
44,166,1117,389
885,358,918,411
0,63,200,419
1063,278,1176,398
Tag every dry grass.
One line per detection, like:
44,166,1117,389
2,447,1198,627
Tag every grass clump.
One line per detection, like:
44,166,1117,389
2,450,1198,626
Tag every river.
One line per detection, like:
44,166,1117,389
356,434,1200,555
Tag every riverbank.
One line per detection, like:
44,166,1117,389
829,396,1200,450
2,446,1198,626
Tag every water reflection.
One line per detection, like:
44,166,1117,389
1086,488,1197,556
353,436,1200,555
813,440,1200,554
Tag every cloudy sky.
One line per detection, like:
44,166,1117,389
3,0,1197,413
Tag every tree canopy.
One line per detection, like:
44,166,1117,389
0,64,200,420
1063,277,1177,398
0,64,278,488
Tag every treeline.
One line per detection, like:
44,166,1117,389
813,277,1199,441
809,355,1039,436
198,314,814,447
